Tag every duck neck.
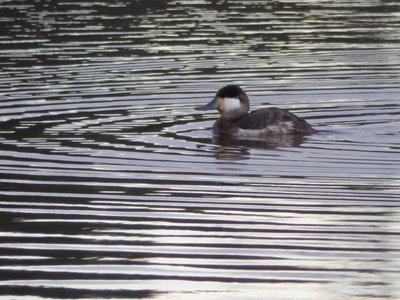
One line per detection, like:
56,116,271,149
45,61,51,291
221,111,249,122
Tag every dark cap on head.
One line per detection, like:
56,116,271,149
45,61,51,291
216,85,244,98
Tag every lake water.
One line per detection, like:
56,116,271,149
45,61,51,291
0,0,399,299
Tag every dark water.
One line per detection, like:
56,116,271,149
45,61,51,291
1,0,400,299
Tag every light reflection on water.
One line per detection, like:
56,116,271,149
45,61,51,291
0,0,400,299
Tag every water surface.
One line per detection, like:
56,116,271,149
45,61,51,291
0,1,400,299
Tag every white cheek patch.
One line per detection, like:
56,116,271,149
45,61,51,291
222,97,241,112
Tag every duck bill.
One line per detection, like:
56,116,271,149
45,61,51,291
195,98,218,111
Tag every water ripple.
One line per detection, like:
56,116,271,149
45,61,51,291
0,0,400,299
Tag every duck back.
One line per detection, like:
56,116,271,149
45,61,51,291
236,107,315,135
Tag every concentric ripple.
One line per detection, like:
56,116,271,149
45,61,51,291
1,0,400,299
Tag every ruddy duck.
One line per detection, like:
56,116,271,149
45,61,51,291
195,85,315,137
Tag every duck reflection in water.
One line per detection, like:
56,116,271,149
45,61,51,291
195,85,315,143
213,134,307,160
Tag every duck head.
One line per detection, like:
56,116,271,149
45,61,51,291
196,85,250,120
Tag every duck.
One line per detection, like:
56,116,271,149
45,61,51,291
195,85,315,137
